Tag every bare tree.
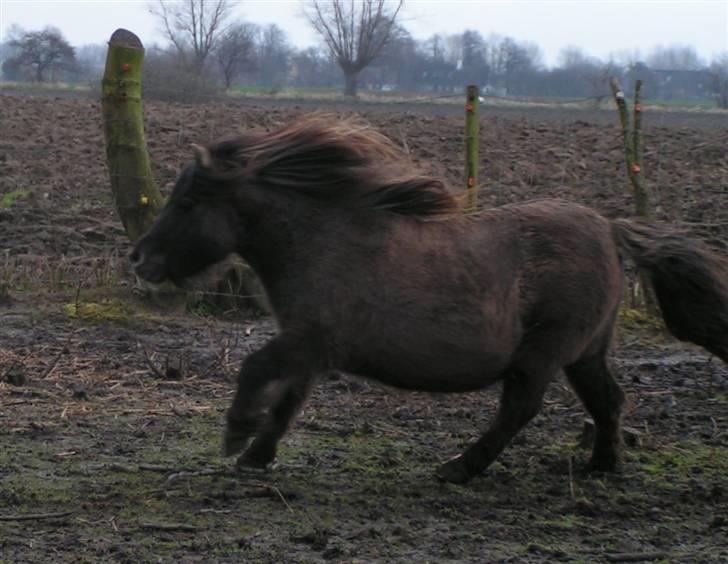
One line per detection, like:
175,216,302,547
557,46,612,98
364,25,417,90
558,46,594,69
74,43,107,81
490,37,541,92
149,0,232,70
422,34,443,61
215,22,257,88
419,34,457,92
444,33,464,66
305,0,404,96
256,24,291,90
290,46,339,88
461,30,486,68
460,30,489,85
708,53,728,109
609,48,642,71
647,44,704,70
6,26,75,82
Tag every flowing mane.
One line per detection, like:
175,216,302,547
199,114,459,217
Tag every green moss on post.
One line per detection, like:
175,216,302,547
464,85,480,213
610,77,649,218
632,79,648,217
102,29,163,241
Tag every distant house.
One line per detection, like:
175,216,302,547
651,69,712,101
626,63,712,101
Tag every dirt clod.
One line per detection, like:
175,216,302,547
4,368,26,386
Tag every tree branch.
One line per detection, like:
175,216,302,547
305,0,403,94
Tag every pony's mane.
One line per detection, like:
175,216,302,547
200,114,458,217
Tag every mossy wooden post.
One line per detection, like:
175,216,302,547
632,79,646,214
464,84,480,212
610,77,655,310
102,29,163,241
610,77,649,218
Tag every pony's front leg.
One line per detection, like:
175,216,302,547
223,330,322,461
237,377,316,468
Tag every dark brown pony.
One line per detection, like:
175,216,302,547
131,115,728,484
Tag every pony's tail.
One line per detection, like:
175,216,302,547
611,219,728,362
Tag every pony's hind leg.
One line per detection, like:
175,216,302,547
564,347,625,472
436,366,554,484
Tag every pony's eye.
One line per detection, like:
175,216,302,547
178,196,196,210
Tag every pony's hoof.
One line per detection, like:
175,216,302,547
435,456,472,484
238,441,276,469
223,427,251,457
586,454,619,473
234,459,271,476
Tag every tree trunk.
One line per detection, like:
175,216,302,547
222,64,234,89
101,29,163,242
343,69,358,97
101,29,269,314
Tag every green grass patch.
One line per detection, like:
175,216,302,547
535,513,581,530
231,85,339,97
618,305,667,337
635,441,728,484
63,298,138,322
0,81,91,92
1,189,32,208
643,97,718,109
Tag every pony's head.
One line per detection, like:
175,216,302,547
130,145,243,286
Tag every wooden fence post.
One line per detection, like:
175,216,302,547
609,77,649,218
101,28,163,241
610,77,657,310
631,79,647,216
464,85,480,212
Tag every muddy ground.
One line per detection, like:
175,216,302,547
1,92,727,563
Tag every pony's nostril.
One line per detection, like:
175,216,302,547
129,249,144,268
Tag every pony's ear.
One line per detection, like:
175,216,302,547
191,143,212,169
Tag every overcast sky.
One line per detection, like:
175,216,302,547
1,0,726,67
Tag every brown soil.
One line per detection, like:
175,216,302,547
1,92,727,563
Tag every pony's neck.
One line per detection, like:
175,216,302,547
234,198,318,301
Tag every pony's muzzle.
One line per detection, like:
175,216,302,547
130,247,168,284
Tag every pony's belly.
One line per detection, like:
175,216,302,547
335,310,519,393
371,370,505,393
346,348,511,393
